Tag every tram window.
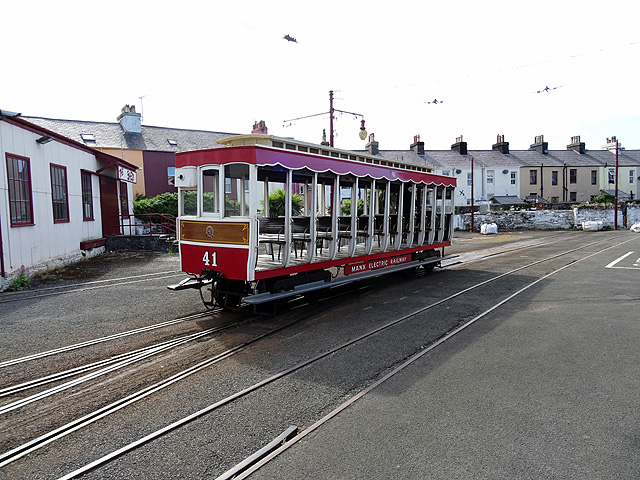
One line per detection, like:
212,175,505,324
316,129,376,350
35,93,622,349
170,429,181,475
202,168,220,214
181,190,197,216
224,164,250,217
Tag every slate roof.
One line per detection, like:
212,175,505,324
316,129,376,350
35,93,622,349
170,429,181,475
371,148,640,170
491,195,527,205
23,116,237,153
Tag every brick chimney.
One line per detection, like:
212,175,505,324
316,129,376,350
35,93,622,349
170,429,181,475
451,135,467,155
410,135,425,155
529,135,548,154
567,135,585,154
252,120,268,134
366,133,379,155
492,134,509,154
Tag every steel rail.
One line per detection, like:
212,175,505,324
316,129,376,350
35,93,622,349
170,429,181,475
0,273,184,304
0,311,216,369
234,235,639,479
50,236,628,479
0,315,239,397
0,316,255,414
1,270,179,297
0,310,322,468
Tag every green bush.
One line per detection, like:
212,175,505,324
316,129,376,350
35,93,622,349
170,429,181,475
263,189,303,216
341,198,364,215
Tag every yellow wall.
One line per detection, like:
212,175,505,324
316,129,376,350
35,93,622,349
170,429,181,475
97,148,145,198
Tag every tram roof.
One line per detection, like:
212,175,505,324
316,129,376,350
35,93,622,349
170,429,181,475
179,134,456,187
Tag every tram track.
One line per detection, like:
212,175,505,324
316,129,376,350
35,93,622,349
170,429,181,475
0,233,628,476
56,234,636,480
0,271,185,304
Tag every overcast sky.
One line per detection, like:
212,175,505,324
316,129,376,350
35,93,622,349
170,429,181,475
4,0,639,151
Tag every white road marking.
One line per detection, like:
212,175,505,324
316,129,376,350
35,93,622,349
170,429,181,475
605,251,638,269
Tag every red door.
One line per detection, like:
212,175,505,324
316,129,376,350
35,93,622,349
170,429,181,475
99,176,119,237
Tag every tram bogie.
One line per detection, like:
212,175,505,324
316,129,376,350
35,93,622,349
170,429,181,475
169,134,456,308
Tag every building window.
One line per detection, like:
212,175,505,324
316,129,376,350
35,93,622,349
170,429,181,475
50,164,69,223
591,170,597,185
119,181,129,218
168,166,176,186
569,169,577,184
570,192,577,202
529,170,537,185
486,170,494,185
630,170,635,185
6,153,34,226
225,177,232,193
510,171,516,185
81,171,94,221
551,197,559,203
551,171,558,186
608,169,615,184
467,173,472,186
442,170,450,176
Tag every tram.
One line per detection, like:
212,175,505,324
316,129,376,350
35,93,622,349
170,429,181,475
169,134,456,308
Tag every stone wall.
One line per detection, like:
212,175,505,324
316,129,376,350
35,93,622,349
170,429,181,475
456,205,640,231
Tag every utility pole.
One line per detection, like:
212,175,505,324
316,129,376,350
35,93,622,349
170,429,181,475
283,91,365,147
614,138,619,230
470,156,475,233
329,90,335,147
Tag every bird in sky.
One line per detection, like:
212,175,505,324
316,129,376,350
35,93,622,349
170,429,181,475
283,34,298,43
535,85,563,93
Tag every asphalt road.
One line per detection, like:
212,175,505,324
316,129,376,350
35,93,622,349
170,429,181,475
1,230,639,479
253,230,640,479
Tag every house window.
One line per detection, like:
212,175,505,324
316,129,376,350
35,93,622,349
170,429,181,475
442,170,450,176
608,169,615,184
119,181,129,218
510,171,516,185
591,170,597,185
570,192,577,202
551,197,559,203
630,170,635,185
569,169,577,184
168,166,176,186
467,173,472,186
81,170,94,221
551,171,558,186
529,170,537,185
50,164,69,223
486,170,494,185
6,153,34,226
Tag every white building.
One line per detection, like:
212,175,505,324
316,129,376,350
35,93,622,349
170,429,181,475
0,111,137,289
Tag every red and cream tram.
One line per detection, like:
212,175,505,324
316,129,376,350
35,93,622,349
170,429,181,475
169,134,456,308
